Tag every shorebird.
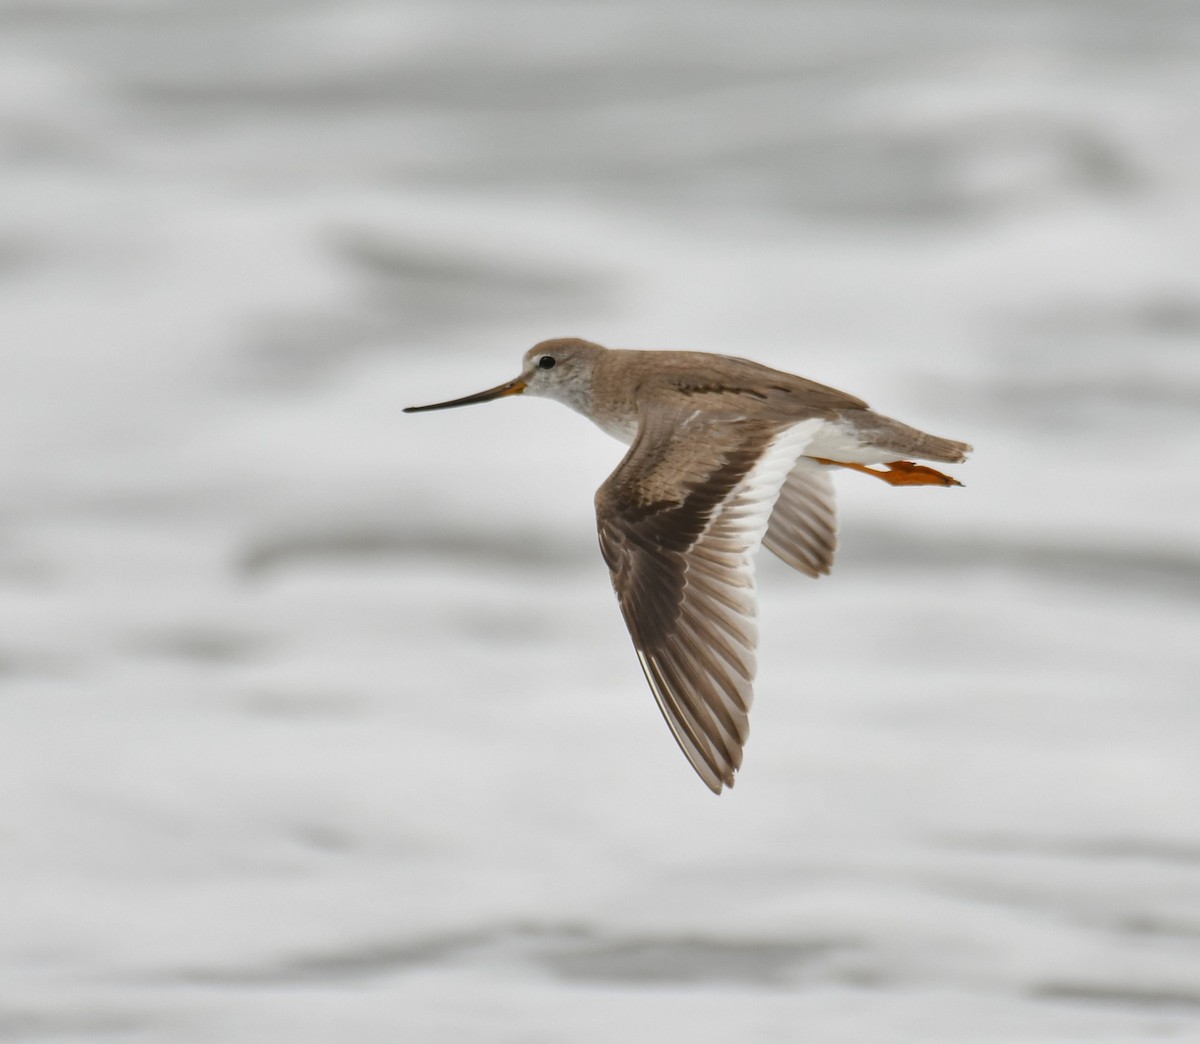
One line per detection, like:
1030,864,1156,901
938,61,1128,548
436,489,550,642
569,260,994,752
405,338,970,793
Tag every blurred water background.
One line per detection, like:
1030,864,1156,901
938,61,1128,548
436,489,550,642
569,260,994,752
2,1,1199,1041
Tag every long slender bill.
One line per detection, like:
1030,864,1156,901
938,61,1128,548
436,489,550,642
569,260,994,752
403,377,527,413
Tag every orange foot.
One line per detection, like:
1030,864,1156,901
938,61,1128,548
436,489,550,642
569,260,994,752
812,458,963,487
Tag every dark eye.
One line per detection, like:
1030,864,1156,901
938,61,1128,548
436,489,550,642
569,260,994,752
538,355,556,370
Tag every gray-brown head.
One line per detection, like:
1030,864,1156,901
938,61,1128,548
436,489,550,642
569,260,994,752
403,337,607,416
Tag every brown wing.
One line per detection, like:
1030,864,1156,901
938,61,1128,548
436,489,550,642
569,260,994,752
762,458,838,578
595,409,823,793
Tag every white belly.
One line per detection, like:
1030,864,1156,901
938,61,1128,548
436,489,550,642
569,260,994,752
801,418,895,465
592,412,640,445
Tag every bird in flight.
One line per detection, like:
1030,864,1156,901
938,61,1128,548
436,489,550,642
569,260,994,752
405,338,971,793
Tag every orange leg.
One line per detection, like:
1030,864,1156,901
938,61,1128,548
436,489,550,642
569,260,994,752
812,458,963,487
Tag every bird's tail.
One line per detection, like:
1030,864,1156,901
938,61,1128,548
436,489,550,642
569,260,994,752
848,412,972,463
